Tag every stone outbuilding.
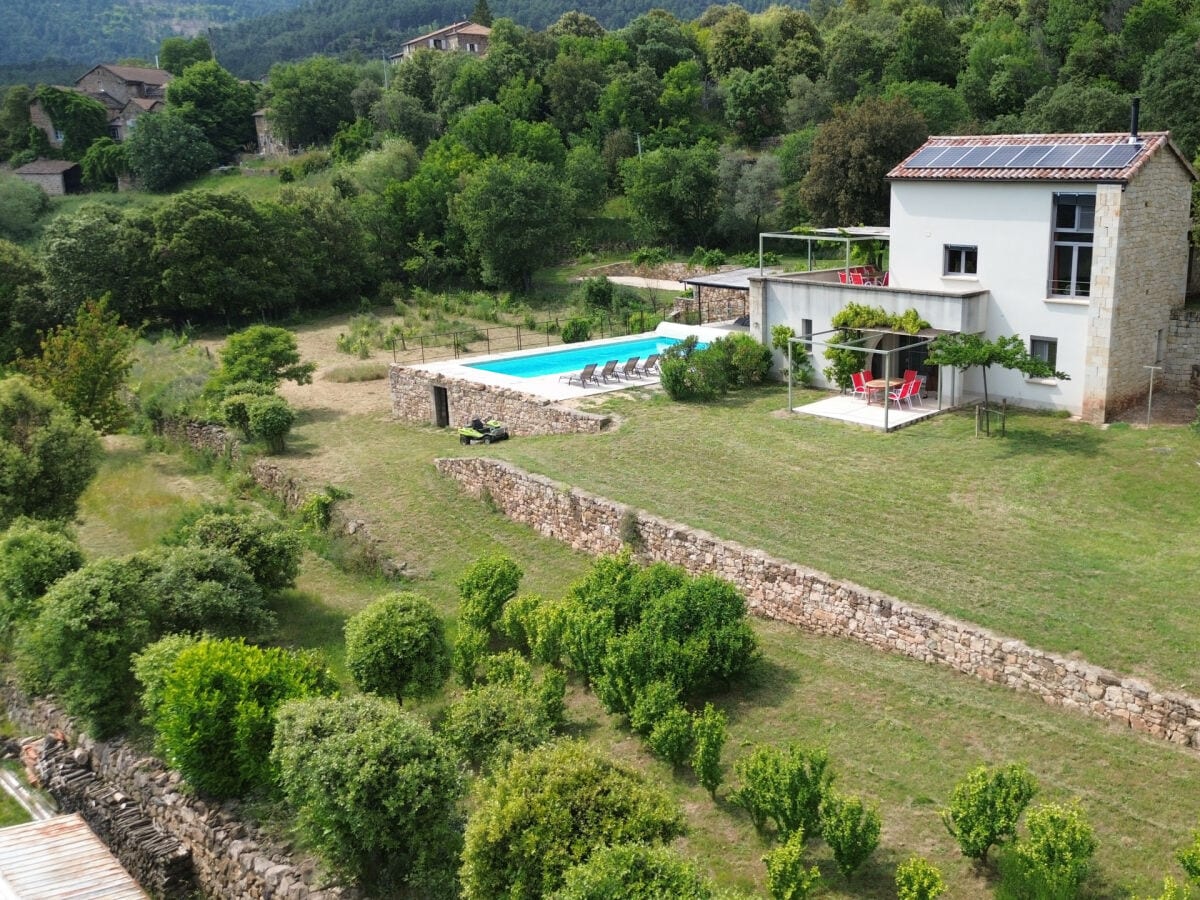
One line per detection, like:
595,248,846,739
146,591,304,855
14,159,82,196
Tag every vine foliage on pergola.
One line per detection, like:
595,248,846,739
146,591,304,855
822,302,930,389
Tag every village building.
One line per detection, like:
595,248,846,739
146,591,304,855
13,158,82,195
29,64,172,149
388,21,491,62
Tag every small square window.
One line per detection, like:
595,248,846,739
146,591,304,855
1030,337,1058,370
944,245,978,276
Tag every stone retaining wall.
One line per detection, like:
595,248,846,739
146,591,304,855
389,365,612,435
436,457,1200,751
1165,307,1200,395
159,419,242,460
1,683,356,900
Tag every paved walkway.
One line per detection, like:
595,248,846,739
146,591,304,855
600,275,686,293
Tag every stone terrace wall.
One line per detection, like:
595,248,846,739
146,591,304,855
2,684,357,900
389,365,612,435
436,457,1200,751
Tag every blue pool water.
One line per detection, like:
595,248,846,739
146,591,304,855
467,335,686,378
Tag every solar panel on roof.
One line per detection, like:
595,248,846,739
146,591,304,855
1007,145,1054,167
955,146,999,168
1096,143,1141,167
981,146,1025,167
905,146,949,168
1065,145,1109,167
933,147,973,167
1032,145,1083,167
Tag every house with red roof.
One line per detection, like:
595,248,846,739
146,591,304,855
748,128,1196,424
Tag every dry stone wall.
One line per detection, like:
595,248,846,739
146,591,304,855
1165,307,1200,396
1,684,357,900
436,456,1200,751
389,365,612,435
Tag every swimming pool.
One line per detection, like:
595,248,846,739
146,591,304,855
467,335,685,378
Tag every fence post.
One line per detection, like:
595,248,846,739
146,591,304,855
516,324,522,351
1001,398,1007,437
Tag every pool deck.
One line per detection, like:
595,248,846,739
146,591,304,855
412,323,740,401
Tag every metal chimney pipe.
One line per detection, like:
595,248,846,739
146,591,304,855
1130,97,1141,140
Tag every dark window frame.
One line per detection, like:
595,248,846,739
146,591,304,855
944,244,978,276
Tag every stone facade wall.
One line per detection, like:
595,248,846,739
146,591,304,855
1092,149,1193,420
436,457,1200,750
1165,306,1200,395
2,684,357,900
676,286,748,324
389,365,612,435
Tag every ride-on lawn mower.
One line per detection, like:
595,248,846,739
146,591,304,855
458,417,510,444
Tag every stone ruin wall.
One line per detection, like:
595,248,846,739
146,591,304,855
1165,306,1200,398
435,456,1200,752
1,684,357,900
388,365,612,435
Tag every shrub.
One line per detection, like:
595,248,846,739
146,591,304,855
580,277,615,311
442,676,560,770
629,680,681,736
0,519,83,635
763,829,822,900
646,703,694,767
691,702,727,798
132,633,201,725
942,763,1038,865
344,592,450,702
821,792,882,879
458,554,523,632
561,317,593,344
149,637,334,798
273,695,463,896
771,325,815,386
1179,822,1200,886
895,856,946,900
0,376,101,529
732,743,835,838
689,246,726,268
552,843,718,899
246,395,294,454
180,511,302,592
632,246,668,268
17,556,159,737
454,623,490,688
659,347,729,401
460,740,686,900
145,545,274,639
206,325,315,394
1135,877,1192,900
1002,801,1097,899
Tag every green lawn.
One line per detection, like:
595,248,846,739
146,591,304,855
67,403,1200,896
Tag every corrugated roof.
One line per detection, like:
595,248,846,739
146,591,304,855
0,814,148,900
14,159,80,175
888,132,1193,183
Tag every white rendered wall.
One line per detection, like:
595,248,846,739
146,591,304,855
889,180,1095,414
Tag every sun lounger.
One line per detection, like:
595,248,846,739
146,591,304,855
634,353,660,376
597,359,620,383
559,362,598,386
619,357,641,379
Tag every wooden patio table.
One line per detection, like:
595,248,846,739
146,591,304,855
865,378,903,404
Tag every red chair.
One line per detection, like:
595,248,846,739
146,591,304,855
851,272,866,285
880,271,890,286
888,379,920,409
850,370,871,401
903,369,919,383
838,270,849,284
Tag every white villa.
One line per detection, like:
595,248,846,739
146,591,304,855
748,130,1196,424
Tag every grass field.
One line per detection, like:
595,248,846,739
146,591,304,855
74,431,1200,896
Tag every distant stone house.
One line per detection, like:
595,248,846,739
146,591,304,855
14,158,82,195
29,64,172,149
388,21,491,62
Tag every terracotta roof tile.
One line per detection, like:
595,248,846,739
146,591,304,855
888,132,1193,183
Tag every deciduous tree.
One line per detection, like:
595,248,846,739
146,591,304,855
166,59,258,160
267,56,361,147
124,110,217,192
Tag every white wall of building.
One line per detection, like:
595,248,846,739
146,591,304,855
889,180,1096,413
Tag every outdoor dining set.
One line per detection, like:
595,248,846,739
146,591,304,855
850,369,927,409
558,354,661,388
838,266,889,286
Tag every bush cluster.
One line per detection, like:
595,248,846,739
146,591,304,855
344,591,450,703
659,333,773,402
